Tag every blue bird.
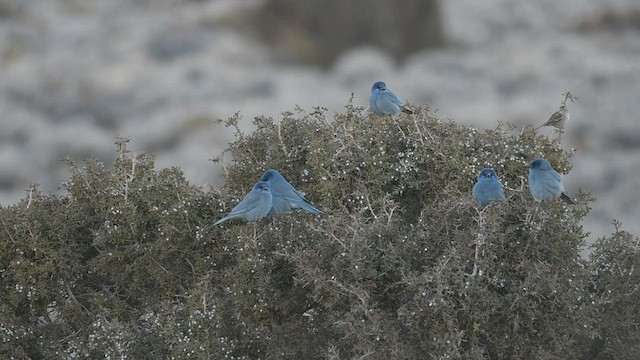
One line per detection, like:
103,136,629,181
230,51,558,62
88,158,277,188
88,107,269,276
473,168,506,207
528,159,576,204
260,169,321,216
369,81,413,116
213,181,272,225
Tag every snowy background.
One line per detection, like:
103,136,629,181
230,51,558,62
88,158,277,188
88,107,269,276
0,0,639,242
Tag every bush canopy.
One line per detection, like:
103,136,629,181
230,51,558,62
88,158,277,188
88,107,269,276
1,102,638,359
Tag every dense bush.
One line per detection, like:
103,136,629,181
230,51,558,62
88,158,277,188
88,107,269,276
1,102,638,359
586,222,640,359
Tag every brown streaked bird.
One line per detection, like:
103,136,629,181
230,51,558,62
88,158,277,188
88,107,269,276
536,105,569,130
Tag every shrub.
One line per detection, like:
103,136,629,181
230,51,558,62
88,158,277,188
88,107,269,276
0,101,636,359
585,222,640,359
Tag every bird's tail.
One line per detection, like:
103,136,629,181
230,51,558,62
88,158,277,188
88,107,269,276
213,218,226,226
213,215,233,226
401,107,413,115
560,192,576,204
297,201,322,215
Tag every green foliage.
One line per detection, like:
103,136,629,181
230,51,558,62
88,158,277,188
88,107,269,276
0,104,637,359
586,222,640,359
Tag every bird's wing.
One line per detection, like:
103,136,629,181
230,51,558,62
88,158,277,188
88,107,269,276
387,92,413,114
268,178,321,215
369,93,380,114
536,111,563,129
544,111,563,126
385,91,405,106
472,182,483,204
549,169,562,183
540,170,564,195
275,186,319,208
269,177,300,199
214,189,272,225
374,93,402,115
492,181,506,199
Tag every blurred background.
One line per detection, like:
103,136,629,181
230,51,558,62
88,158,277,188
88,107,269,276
0,0,638,242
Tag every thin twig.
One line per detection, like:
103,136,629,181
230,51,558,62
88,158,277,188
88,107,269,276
413,115,425,145
0,214,16,244
26,185,35,209
186,258,196,275
277,122,288,156
360,184,378,220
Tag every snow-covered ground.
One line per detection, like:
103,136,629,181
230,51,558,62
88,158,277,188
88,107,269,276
1,0,638,241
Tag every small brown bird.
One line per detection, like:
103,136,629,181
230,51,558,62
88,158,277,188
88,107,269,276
536,105,570,130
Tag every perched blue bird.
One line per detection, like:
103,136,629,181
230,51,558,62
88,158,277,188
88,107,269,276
213,181,272,225
528,159,576,204
369,81,413,116
260,169,321,216
473,168,506,207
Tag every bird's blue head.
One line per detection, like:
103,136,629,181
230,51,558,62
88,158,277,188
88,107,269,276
478,168,498,181
254,181,270,192
260,169,281,183
530,159,552,171
371,81,387,93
